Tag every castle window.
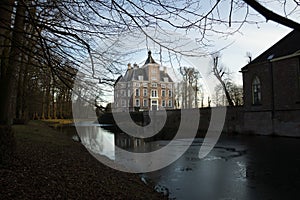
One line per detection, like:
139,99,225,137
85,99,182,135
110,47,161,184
121,100,126,107
168,90,172,97
143,99,148,107
143,89,148,96
151,83,157,87
162,90,166,97
135,99,140,106
121,90,125,97
151,90,157,97
162,100,166,107
252,76,261,105
168,100,172,107
135,88,140,97
128,90,131,97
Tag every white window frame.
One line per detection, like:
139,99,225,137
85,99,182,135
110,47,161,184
135,88,140,97
143,89,148,97
135,99,140,107
162,90,166,97
162,100,166,107
168,90,172,97
168,100,172,107
151,90,158,97
143,99,148,107
151,83,157,87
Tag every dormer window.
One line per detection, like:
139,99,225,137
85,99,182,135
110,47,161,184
151,83,157,87
164,77,168,82
138,75,143,81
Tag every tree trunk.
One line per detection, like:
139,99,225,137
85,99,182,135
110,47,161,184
0,0,26,125
52,86,57,119
15,53,25,121
221,82,234,106
46,83,51,119
0,0,24,165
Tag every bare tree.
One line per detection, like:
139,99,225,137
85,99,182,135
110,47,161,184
211,53,235,106
228,83,243,106
213,82,243,107
179,67,202,108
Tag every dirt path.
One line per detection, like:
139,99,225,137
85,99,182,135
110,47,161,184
0,121,165,199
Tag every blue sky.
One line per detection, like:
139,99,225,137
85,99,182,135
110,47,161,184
213,21,292,85
78,1,298,105
117,21,292,84
94,21,292,104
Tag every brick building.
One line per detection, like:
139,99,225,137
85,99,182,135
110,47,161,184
241,30,300,136
114,51,175,112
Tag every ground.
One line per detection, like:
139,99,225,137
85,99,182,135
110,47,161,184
0,121,165,199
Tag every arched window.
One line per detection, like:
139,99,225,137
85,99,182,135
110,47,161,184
252,76,261,105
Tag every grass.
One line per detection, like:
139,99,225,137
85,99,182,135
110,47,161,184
42,119,74,125
4,120,166,199
12,120,73,146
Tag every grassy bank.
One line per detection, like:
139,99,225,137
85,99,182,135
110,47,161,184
0,120,165,199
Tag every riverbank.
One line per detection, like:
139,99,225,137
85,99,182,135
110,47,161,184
0,120,166,199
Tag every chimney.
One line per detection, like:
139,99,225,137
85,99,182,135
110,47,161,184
133,63,139,69
163,67,167,74
127,63,132,70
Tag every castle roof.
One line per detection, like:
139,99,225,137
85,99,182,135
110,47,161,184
144,50,157,65
115,51,173,84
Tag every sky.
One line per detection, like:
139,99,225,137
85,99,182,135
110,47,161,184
120,21,292,90
78,1,297,105
94,21,292,105
213,21,292,85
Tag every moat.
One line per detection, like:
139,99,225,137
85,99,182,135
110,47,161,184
74,123,300,199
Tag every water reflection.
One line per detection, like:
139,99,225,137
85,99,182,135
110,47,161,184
76,125,115,160
74,123,300,199
75,122,152,161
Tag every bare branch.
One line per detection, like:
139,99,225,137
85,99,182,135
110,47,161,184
243,0,300,31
